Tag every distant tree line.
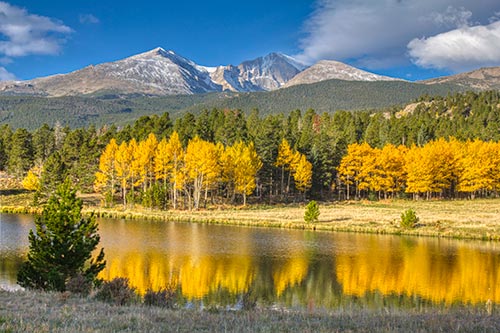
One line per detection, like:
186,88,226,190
1,90,500,204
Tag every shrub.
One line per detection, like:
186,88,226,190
95,277,138,305
241,290,257,311
144,286,177,308
304,200,320,223
66,273,92,296
401,209,419,229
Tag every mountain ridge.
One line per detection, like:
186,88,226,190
0,47,407,97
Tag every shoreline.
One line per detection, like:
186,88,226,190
2,196,500,241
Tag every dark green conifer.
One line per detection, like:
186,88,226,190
17,180,105,291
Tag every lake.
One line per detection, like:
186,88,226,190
1,213,499,309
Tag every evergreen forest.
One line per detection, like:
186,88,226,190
2,90,500,208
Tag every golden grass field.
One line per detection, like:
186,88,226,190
3,190,500,241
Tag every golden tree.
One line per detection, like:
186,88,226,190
293,153,313,195
226,141,262,205
184,137,221,210
337,143,374,199
115,141,134,207
94,138,119,206
136,133,158,190
22,166,42,192
275,138,295,195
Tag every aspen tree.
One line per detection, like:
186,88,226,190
94,138,119,205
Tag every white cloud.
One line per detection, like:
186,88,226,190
0,66,16,80
408,21,500,71
0,2,72,57
79,14,99,25
297,0,500,69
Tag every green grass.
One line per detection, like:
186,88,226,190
0,290,499,332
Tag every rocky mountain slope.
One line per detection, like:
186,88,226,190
0,48,405,97
423,67,500,90
0,48,220,96
283,60,400,88
210,52,306,92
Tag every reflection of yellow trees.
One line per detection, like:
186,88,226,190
179,256,254,298
99,251,178,294
99,252,254,297
273,255,309,296
336,236,500,304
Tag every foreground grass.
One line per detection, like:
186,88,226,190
2,190,500,240
0,290,499,332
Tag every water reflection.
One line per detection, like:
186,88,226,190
1,213,499,308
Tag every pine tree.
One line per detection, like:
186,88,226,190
17,181,105,291
304,200,320,223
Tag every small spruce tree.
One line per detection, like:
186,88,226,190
17,180,106,291
304,200,320,223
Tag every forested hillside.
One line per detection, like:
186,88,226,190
1,90,499,207
0,79,464,130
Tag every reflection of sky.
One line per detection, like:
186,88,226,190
1,214,500,307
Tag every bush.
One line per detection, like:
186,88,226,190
304,200,320,223
66,273,92,296
95,277,138,305
144,286,177,308
241,290,257,311
401,209,419,229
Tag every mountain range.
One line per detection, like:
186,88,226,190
0,46,473,97
0,47,499,129
1,47,499,98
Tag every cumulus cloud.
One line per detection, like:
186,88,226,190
297,0,500,71
0,66,16,81
0,1,72,57
408,21,500,71
79,14,99,25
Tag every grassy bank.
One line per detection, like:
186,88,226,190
2,190,500,240
0,290,499,332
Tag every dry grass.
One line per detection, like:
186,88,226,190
2,190,500,240
0,290,499,332
87,198,500,240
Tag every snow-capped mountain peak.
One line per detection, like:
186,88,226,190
0,47,402,97
210,52,308,92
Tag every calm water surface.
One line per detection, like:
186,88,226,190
1,213,500,309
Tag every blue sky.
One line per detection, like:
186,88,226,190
1,1,500,82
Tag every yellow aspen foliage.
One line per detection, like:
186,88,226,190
124,138,142,206
275,138,294,169
458,140,500,196
293,153,313,193
136,133,158,189
115,141,134,206
94,138,119,202
166,132,185,209
228,141,262,205
376,144,408,195
22,167,41,191
405,145,432,196
406,138,460,198
154,138,170,184
184,136,221,210
337,143,374,199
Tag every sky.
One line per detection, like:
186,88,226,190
1,0,500,82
